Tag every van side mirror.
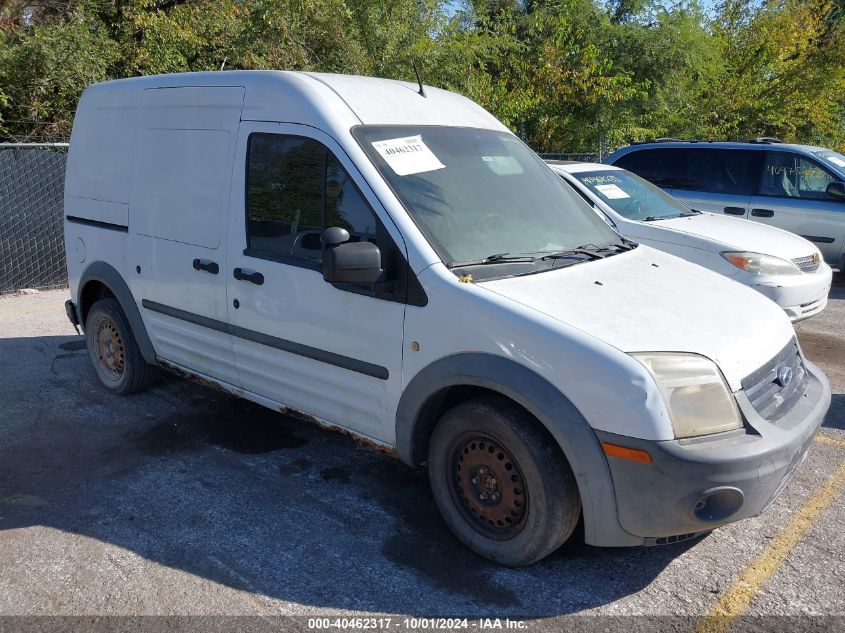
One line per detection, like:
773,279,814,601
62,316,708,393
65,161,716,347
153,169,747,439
826,181,845,200
321,227,382,284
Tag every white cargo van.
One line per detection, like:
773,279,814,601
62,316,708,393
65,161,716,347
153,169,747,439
64,71,830,566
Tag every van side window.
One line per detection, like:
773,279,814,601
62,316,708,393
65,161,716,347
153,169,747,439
676,149,756,195
247,135,324,264
325,154,379,245
612,149,682,188
246,134,386,268
759,152,837,200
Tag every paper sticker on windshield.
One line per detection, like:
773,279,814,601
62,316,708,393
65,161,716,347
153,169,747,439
594,183,630,199
827,156,845,168
371,135,445,176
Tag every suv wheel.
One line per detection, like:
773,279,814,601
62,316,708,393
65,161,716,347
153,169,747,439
428,396,581,566
86,297,157,395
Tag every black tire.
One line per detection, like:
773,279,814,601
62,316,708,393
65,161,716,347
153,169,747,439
85,297,157,395
428,396,581,566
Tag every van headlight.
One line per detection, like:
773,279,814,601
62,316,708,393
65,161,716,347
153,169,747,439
721,251,801,275
632,353,743,439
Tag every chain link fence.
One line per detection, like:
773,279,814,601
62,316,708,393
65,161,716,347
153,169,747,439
0,144,68,293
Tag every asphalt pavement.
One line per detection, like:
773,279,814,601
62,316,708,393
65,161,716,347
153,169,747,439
0,277,843,631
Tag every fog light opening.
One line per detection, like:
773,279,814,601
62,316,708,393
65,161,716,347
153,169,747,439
692,487,744,522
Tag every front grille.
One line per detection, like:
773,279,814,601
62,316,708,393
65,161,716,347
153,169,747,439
800,298,823,315
792,254,819,273
655,533,697,545
741,338,809,422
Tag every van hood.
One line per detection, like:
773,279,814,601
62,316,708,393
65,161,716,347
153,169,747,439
651,212,818,260
480,246,795,391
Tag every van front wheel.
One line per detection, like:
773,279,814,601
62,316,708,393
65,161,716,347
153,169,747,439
85,297,157,395
428,396,580,566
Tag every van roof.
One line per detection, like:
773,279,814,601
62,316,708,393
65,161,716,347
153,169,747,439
80,71,509,133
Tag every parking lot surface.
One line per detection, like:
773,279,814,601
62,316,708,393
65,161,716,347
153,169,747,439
0,278,844,629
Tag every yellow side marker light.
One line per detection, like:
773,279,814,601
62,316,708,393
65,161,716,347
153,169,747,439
601,441,653,464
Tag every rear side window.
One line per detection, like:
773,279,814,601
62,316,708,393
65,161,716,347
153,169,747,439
246,134,381,266
678,149,756,195
612,149,680,188
759,151,837,200
614,147,757,195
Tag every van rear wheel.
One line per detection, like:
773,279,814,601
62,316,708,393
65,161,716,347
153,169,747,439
428,396,580,566
86,297,157,395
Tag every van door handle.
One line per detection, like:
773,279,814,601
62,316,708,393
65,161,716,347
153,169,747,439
192,258,219,275
723,207,745,215
751,208,774,218
233,267,264,285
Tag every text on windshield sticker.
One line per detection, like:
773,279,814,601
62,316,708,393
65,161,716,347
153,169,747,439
371,135,445,176
581,175,620,185
594,183,630,199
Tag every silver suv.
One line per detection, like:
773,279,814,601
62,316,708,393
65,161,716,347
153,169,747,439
606,140,845,270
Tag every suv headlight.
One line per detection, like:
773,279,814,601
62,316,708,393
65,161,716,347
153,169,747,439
721,251,801,275
632,353,742,439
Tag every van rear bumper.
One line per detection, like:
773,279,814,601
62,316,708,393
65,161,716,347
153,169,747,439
594,360,830,540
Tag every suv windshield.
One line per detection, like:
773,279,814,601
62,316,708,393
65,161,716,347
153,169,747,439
353,126,623,276
571,169,695,221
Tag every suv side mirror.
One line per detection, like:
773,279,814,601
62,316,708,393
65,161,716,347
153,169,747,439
321,227,382,284
826,181,845,200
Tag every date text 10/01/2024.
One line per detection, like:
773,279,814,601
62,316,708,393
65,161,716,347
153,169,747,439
307,618,528,630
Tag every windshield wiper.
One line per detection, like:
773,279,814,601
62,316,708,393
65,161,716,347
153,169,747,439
645,209,701,221
541,244,608,261
448,253,536,269
614,238,638,251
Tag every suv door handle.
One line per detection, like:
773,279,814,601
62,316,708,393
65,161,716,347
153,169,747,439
192,258,219,274
751,208,774,218
723,207,745,215
233,267,264,285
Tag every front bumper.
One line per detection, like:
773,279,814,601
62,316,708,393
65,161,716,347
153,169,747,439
747,263,832,322
595,359,830,540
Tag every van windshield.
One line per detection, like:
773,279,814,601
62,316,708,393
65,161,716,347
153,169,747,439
353,126,625,276
813,150,845,174
570,169,695,221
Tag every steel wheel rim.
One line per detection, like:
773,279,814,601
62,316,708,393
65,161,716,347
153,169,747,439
449,433,528,540
95,318,125,380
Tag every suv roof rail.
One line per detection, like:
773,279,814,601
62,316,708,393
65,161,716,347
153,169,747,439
631,137,685,145
747,137,784,144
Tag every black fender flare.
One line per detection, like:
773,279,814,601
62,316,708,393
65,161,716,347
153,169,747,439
77,261,157,365
395,353,641,546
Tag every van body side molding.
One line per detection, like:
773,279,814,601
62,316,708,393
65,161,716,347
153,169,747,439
66,216,129,232
141,299,389,380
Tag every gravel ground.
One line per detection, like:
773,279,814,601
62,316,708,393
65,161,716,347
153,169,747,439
0,277,843,631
